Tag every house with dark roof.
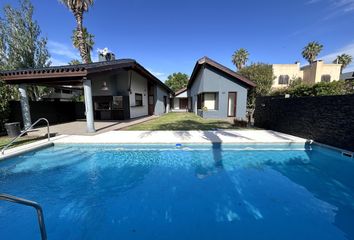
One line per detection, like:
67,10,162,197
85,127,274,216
1,58,173,132
340,71,354,81
180,57,256,119
170,87,188,112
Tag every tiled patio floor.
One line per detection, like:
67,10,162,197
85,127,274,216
28,116,157,136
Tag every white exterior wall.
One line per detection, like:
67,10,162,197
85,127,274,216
175,91,187,98
129,72,148,118
173,98,180,109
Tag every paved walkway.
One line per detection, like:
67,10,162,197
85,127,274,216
28,116,157,136
53,130,307,144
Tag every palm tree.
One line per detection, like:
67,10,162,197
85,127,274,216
232,48,249,70
68,59,82,65
72,27,94,63
59,0,93,64
302,41,323,64
333,53,353,73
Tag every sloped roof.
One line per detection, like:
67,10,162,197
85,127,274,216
174,87,187,96
340,71,354,80
187,57,256,88
0,59,173,93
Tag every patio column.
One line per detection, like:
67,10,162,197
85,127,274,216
83,79,95,133
18,84,32,129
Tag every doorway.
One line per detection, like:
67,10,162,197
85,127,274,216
227,92,237,117
179,98,188,109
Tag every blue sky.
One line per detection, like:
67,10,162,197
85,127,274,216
2,0,354,80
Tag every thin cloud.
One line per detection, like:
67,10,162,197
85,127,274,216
147,68,166,80
49,57,67,66
306,0,321,4
334,0,354,12
48,40,80,60
306,0,354,14
320,42,354,72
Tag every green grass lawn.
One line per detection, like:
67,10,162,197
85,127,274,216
0,135,45,150
125,112,245,131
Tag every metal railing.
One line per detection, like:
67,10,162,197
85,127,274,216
1,118,50,155
0,193,47,240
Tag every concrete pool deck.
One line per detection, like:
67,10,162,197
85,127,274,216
0,130,308,160
53,130,307,144
27,116,158,136
0,135,67,160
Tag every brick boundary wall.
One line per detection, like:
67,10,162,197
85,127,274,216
254,94,354,151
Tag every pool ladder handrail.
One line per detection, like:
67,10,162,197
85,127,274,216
1,118,50,155
0,193,47,240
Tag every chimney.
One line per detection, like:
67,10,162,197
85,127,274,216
98,48,116,62
295,61,301,69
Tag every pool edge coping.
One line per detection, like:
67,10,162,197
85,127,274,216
0,135,68,161
0,142,54,161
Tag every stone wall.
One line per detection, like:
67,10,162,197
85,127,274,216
254,94,354,151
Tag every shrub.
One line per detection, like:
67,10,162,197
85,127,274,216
0,81,13,133
270,80,353,97
289,77,303,88
233,118,248,128
289,84,314,97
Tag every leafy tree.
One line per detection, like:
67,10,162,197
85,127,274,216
333,53,353,73
232,48,249,70
60,0,94,64
72,27,94,63
238,63,274,108
0,0,50,101
302,41,323,64
0,80,17,133
68,59,82,65
0,0,50,69
165,72,189,92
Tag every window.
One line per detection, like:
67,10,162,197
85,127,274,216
112,96,123,109
321,75,331,82
197,92,218,110
135,93,143,106
278,75,289,85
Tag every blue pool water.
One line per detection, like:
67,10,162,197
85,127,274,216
0,143,354,240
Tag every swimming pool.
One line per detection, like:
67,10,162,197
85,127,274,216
0,143,353,239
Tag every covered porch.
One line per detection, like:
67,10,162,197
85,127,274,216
1,59,172,133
